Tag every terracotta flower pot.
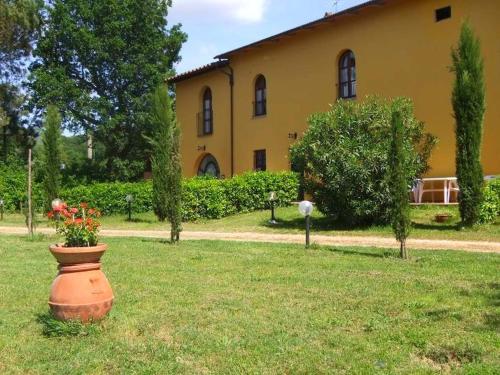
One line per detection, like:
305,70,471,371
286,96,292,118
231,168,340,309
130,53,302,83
48,243,114,322
435,213,452,223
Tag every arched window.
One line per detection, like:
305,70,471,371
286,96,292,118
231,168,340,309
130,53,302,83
339,51,356,99
197,154,220,177
201,88,213,135
254,75,267,116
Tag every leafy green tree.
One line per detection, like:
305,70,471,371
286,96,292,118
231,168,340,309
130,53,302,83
41,105,62,211
0,0,41,81
0,84,37,163
29,0,187,180
389,109,411,259
149,84,182,242
451,22,486,226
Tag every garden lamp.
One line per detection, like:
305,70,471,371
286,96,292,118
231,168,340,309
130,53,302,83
0,198,4,221
125,194,134,221
268,191,277,224
51,198,63,212
298,200,314,248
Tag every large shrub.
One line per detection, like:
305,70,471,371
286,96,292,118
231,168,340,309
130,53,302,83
479,178,500,224
291,96,436,225
60,171,299,221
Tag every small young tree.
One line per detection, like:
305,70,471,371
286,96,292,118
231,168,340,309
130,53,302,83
42,105,62,212
451,22,486,226
389,110,411,259
149,84,182,242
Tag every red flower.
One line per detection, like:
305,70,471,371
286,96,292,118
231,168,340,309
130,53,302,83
88,209,95,215
80,202,88,209
47,211,54,219
62,209,71,218
74,218,83,224
70,207,78,214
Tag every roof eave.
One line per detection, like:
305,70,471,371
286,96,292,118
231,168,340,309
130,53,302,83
214,0,387,60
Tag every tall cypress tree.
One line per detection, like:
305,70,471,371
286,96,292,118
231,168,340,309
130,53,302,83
149,84,182,242
167,118,182,242
42,105,62,212
389,109,411,259
451,22,486,226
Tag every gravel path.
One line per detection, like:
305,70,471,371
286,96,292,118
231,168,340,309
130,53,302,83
1,226,499,253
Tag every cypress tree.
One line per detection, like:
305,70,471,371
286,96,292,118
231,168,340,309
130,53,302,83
42,105,62,212
389,109,411,259
149,84,182,242
167,119,182,242
451,22,486,226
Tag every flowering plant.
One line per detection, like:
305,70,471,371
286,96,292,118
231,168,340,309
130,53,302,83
48,202,102,247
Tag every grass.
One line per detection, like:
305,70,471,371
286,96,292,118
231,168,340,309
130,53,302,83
1,205,499,241
0,235,499,373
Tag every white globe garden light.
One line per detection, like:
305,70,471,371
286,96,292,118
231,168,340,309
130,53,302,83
51,198,63,211
298,200,313,248
298,200,313,217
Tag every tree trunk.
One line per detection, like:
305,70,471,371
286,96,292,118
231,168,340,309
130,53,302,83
400,240,408,260
27,148,33,236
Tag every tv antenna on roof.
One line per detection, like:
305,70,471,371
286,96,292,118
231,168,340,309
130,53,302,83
333,0,339,13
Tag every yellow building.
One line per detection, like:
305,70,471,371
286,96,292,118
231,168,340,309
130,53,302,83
171,0,499,181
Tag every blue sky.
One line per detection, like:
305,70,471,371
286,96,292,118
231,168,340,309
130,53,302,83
169,0,367,74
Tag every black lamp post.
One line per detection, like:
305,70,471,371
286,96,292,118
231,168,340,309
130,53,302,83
125,194,134,221
0,199,4,221
268,191,277,225
298,200,314,248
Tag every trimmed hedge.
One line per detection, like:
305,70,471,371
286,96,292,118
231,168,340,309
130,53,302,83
0,163,44,212
59,171,299,221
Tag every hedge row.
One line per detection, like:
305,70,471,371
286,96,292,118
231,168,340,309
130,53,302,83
58,171,299,221
0,163,43,212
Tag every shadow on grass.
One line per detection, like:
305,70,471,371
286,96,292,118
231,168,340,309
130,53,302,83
481,282,500,331
36,312,102,338
262,216,375,232
321,246,395,259
412,223,460,232
125,218,155,224
266,216,468,235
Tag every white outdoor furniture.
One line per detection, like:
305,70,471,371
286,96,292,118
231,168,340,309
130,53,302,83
413,175,497,204
413,177,457,204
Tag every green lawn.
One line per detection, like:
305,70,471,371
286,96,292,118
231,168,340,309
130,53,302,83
2,205,499,241
0,235,498,373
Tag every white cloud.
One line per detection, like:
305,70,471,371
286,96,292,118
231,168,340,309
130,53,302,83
172,0,269,23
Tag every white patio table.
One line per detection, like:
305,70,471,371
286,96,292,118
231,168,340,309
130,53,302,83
413,177,457,204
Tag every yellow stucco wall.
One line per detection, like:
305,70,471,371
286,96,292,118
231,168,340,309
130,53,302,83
175,0,499,178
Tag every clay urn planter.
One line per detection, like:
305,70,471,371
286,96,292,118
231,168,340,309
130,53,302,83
49,243,114,322
47,202,113,322
435,213,452,223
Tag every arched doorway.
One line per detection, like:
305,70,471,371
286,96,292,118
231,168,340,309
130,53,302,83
197,154,220,178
